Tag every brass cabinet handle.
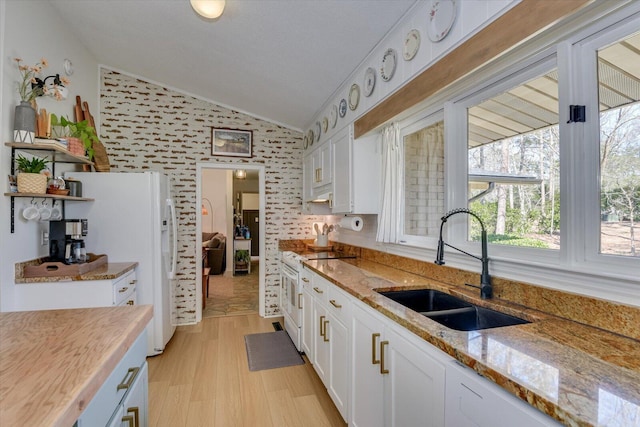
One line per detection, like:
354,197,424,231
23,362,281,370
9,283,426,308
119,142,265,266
329,299,342,309
298,293,302,309
127,300,134,306
301,277,310,283
122,415,135,427
372,333,380,365
323,319,329,342
117,366,140,391
319,315,326,337
380,341,389,374
118,287,128,293
129,279,137,285
313,287,323,294
126,407,140,427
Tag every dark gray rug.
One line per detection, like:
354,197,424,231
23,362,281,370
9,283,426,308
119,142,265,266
244,330,304,371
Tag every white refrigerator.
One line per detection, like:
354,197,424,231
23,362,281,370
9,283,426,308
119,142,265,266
65,171,177,356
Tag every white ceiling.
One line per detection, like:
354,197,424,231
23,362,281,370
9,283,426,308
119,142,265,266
47,0,417,131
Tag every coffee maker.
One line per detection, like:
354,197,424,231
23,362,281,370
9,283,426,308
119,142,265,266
49,219,89,264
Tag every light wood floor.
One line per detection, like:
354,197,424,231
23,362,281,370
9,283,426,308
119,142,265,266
147,314,347,426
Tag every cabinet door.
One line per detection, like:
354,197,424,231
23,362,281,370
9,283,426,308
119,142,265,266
327,314,349,421
301,286,315,357
445,360,560,427
120,362,148,427
385,327,446,427
351,303,385,427
331,128,352,213
313,302,330,382
312,142,332,189
303,153,314,202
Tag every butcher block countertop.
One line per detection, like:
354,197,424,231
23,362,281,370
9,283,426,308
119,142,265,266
14,260,137,284
0,305,152,427
304,258,640,427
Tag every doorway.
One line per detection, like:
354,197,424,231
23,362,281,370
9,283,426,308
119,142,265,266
196,163,266,322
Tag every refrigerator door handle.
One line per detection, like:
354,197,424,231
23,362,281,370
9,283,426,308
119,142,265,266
166,198,178,279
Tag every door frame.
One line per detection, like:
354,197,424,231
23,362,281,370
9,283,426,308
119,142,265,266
196,162,266,321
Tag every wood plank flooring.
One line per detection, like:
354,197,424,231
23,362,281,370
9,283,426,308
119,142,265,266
147,314,347,426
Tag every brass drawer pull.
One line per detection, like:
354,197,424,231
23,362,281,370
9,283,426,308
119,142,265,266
301,277,310,283
319,315,326,337
323,319,330,342
380,341,389,374
117,366,140,391
372,333,380,365
122,415,135,427
126,407,140,427
129,279,137,285
313,287,323,294
329,299,342,309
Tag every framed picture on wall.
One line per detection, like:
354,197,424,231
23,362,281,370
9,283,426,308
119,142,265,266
211,128,253,158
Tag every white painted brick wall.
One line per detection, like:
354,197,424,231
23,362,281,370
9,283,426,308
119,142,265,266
100,69,318,323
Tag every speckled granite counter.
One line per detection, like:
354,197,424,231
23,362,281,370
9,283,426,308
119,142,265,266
14,258,137,284
303,257,640,427
0,305,152,427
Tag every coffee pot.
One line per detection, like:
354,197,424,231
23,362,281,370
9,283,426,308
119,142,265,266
49,219,88,264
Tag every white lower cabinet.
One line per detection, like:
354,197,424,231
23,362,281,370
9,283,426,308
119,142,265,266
302,267,558,427
302,269,350,422
76,330,148,427
351,301,446,427
445,360,561,427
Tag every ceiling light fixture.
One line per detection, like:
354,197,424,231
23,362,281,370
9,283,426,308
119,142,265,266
190,0,226,19
235,170,247,180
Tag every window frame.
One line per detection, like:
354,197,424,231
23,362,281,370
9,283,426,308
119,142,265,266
397,109,445,248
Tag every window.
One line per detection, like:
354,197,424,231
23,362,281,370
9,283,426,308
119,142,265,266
596,32,640,258
399,114,445,246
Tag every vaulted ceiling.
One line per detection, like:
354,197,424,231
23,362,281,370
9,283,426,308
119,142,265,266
48,0,417,131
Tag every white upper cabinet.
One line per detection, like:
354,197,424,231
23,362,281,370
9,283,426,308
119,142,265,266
331,125,381,214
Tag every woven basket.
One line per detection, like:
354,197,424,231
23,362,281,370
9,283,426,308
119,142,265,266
67,137,85,156
17,173,47,194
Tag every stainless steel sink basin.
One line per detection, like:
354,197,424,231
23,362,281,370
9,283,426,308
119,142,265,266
376,288,529,331
377,289,472,313
424,306,529,331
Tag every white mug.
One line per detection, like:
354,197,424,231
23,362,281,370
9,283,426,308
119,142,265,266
22,205,40,221
39,205,52,221
50,205,62,221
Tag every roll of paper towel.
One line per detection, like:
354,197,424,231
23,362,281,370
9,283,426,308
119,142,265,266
339,216,363,232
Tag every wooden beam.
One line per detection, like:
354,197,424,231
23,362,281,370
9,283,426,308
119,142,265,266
354,0,593,138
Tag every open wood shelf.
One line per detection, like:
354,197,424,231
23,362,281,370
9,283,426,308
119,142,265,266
5,142,94,165
4,192,94,202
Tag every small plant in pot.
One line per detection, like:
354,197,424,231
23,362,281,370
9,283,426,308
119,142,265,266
234,249,250,269
15,155,50,194
50,114,97,160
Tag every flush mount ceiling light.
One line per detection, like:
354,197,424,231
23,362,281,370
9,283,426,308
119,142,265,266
190,0,226,19
235,170,247,179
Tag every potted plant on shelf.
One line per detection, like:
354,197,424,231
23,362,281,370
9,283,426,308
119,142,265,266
234,249,250,270
15,155,50,194
50,114,98,160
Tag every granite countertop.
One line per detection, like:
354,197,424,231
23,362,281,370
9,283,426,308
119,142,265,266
15,259,137,284
0,305,153,427
304,258,640,427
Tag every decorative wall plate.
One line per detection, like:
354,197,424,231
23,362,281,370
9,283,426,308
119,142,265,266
403,29,421,61
303,134,309,149
330,105,338,128
315,121,322,141
308,129,315,146
339,99,347,117
428,0,457,42
363,67,376,97
380,48,397,82
348,83,360,111
322,116,329,133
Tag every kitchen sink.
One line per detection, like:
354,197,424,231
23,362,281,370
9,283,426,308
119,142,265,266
376,288,529,331
377,289,472,313
424,306,529,331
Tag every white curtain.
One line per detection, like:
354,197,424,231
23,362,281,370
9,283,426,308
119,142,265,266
376,122,401,243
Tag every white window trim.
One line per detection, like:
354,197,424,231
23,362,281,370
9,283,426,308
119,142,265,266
384,2,640,307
